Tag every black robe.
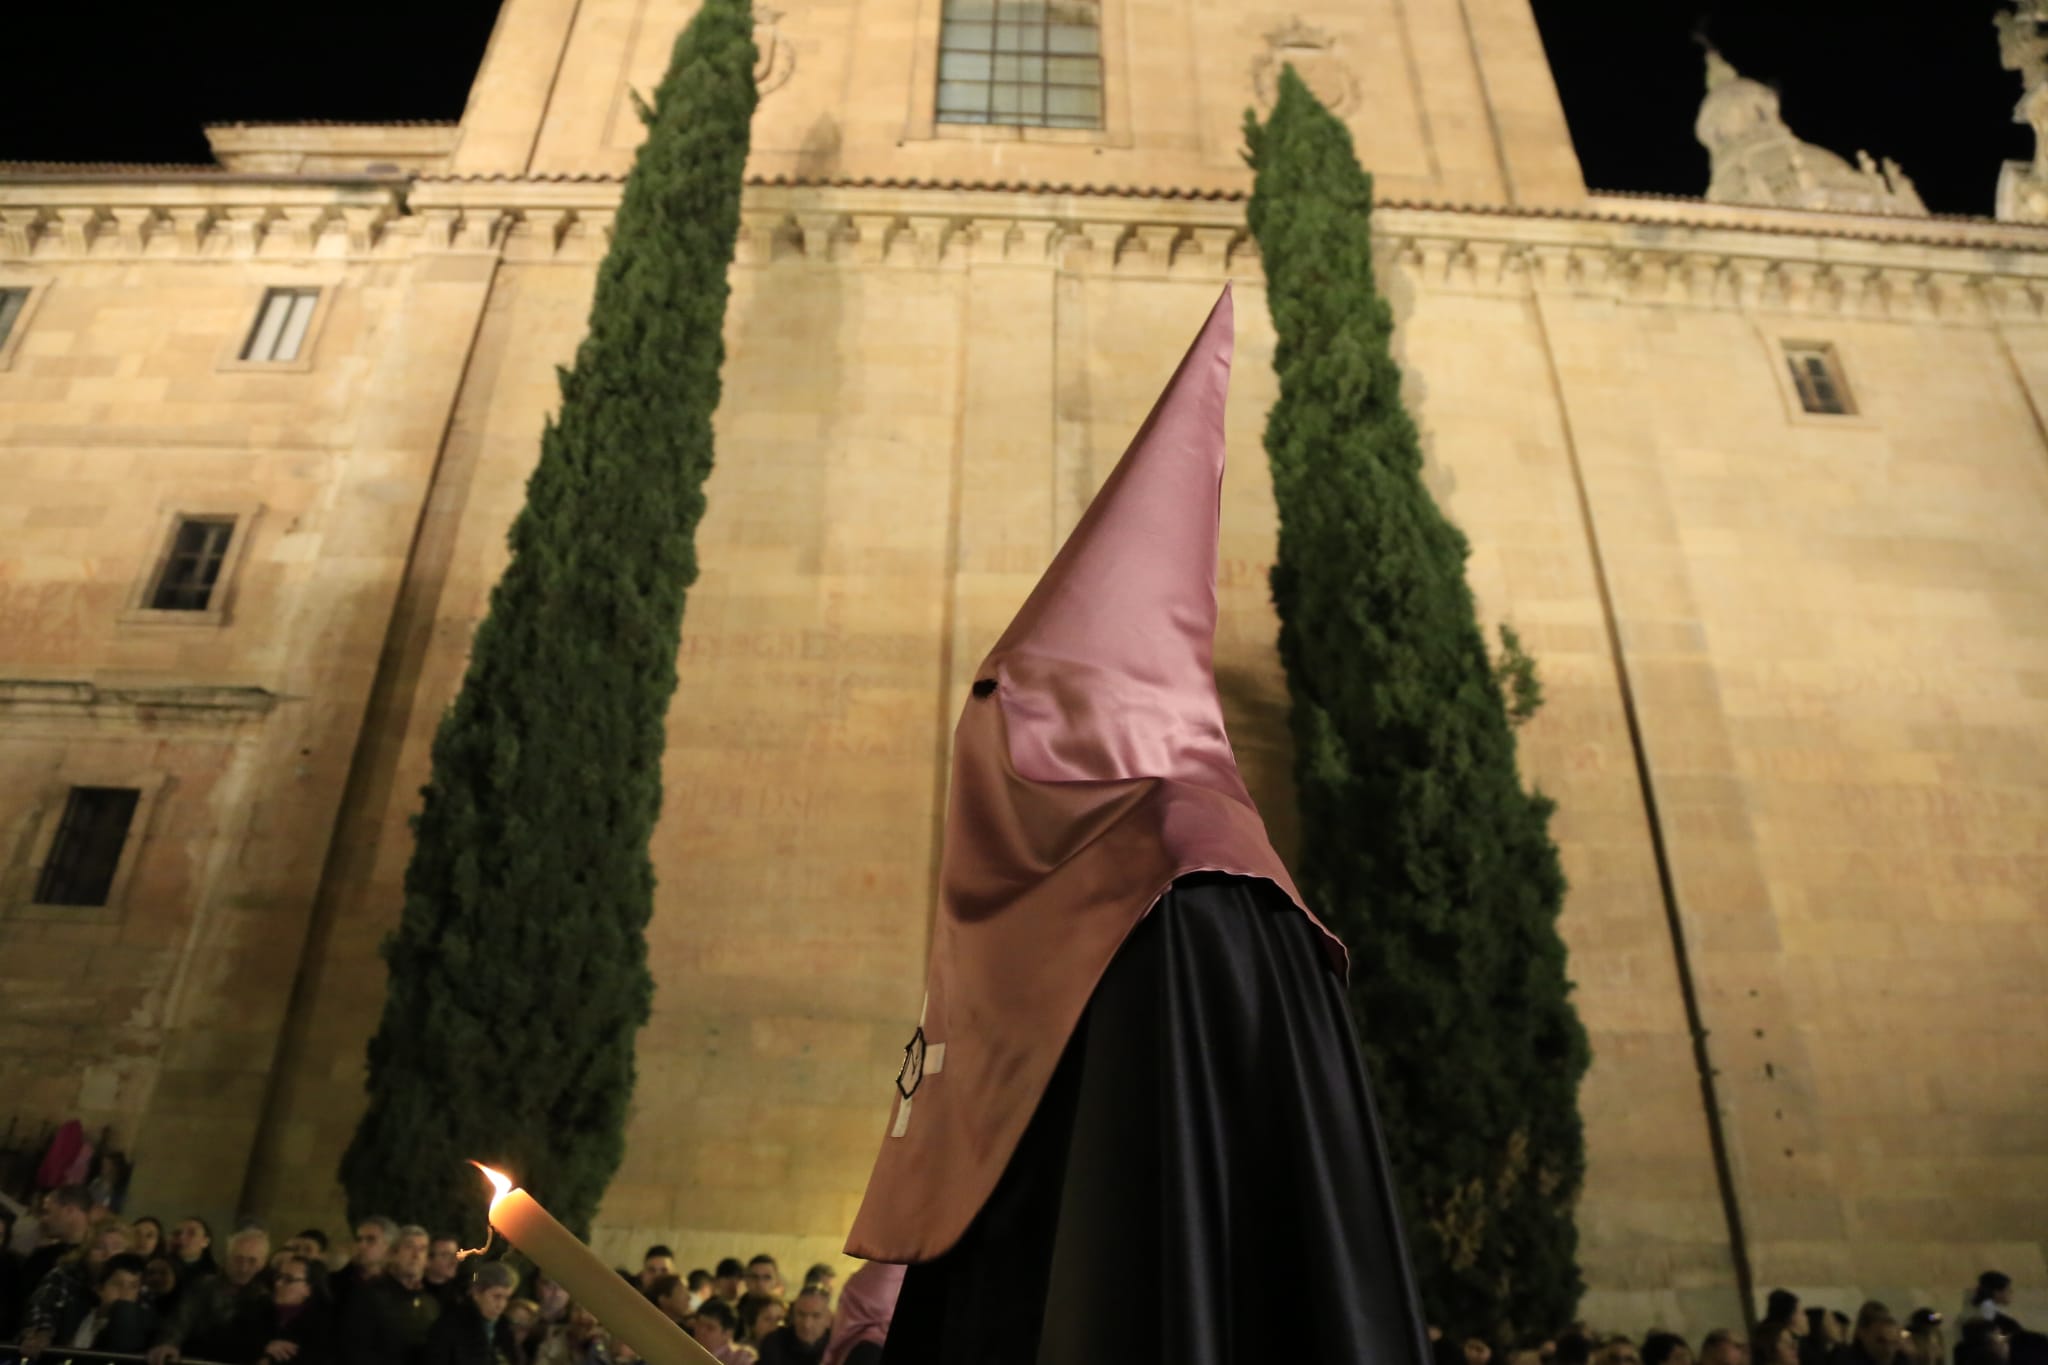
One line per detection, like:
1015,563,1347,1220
881,873,1429,1365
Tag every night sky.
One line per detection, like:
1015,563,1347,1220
0,0,2029,217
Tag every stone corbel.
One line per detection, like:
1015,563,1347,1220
271,205,328,256
163,207,215,255
2,207,46,258
105,207,157,255
1074,222,1128,273
849,214,898,265
53,206,102,256
1724,257,1770,310
1928,271,1983,322
1172,226,1235,278
904,215,954,267
795,210,845,261
962,218,1011,265
1810,265,1846,313
1985,277,2042,320
1009,219,1059,264
1122,225,1178,274
738,209,786,265
219,205,275,256
454,208,507,252
514,208,570,259
340,204,393,253
1443,242,1478,290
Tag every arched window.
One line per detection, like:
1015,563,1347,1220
936,0,1103,130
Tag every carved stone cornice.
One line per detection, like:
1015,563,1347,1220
4,176,2048,323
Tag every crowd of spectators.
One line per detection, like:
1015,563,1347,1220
5,1182,2041,1365
1433,1280,2045,1365
0,1185,886,1365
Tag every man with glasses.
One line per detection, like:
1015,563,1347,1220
147,1226,273,1364
216,1253,333,1363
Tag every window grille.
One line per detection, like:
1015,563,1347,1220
1784,342,1853,415
149,517,238,612
34,787,142,907
936,0,1103,129
241,286,320,363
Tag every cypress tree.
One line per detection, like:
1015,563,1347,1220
339,0,758,1239
1244,68,1591,1338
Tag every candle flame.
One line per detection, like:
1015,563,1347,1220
471,1161,514,1203
458,1162,510,1261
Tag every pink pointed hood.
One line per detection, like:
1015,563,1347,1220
846,286,1340,1267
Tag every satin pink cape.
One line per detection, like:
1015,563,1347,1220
844,286,1345,1264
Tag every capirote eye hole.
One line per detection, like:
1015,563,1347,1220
971,678,998,698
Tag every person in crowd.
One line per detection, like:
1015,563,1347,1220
428,1235,468,1307
1960,1321,2011,1365
756,1285,832,1365
816,1262,901,1365
1903,1310,1946,1365
686,1271,714,1313
531,1273,570,1332
638,1247,677,1298
1646,1331,1696,1365
284,1229,331,1266
1601,1336,1644,1365
422,1258,522,1365
1805,1308,1848,1365
712,1260,745,1313
1757,1322,1804,1365
1762,1294,1805,1344
1467,1335,1500,1365
744,1258,783,1301
170,1217,219,1280
16,1218,133,1354
746,1298,787,1347
63,1252,155,1355
533,1303,610,1365
1556,1333,1596,1365
331,1215,397,1311
132,1217,166,1261
691,1297,757,1365
143,1255,181,1315
1972,1277,2024,1338
1703,1329,1749,1365
0,1208,19,1339
214,1250,334,1365
8,1184,92,1335
149,1225,274,1364
374,1223,446,1361
1843,1303,1903,1365
801,1266,835,1299
647,1274,693,1327
505,1297,544,1358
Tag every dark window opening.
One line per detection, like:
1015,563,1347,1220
1785,342,1853,416
0,287,28,349
34,787,141,907
150,517,237,612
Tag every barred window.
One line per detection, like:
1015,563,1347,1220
34,787,141,907
241,286,320,363
937,0,1103,130
149,516,238,612
1784,342,1853,416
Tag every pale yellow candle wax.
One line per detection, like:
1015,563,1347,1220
474,1165,719,1365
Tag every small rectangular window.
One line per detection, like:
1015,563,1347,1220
1784,342,1854,416
937,0,1103,130
0,287,28,349
34,787,142,907
241,286,320,363
149,516,238,611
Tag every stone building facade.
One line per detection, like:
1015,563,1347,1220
3,0,2046,1336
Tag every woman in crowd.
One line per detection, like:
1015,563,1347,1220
131,1216,165,1261
1757,1322,1803,1365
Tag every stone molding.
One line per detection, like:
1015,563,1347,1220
4,178,2048,322
0,679,282,720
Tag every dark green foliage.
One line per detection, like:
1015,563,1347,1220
1245,67,1591,1339
339,0,758,1240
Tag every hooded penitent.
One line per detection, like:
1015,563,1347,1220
846,285,1343,1264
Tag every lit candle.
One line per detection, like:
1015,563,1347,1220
473,1163,719,1365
